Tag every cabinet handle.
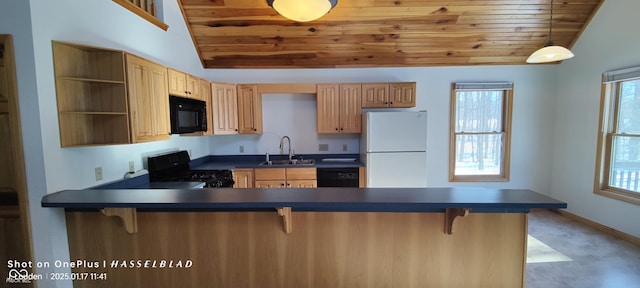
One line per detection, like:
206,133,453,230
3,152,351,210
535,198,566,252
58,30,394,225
385,101,388,104
235,129,238,131
253,128,257,131
340,128,344,131
390,101,393,104
287,183,291,187
281,183,285,187
335,128,339,131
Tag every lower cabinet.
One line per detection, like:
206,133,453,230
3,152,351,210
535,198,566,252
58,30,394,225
254,168,317,188
232,169,254,188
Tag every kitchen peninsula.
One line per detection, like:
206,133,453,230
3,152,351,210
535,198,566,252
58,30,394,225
42,187,565,288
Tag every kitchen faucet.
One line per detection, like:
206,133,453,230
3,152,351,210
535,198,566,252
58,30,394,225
279,136,294,160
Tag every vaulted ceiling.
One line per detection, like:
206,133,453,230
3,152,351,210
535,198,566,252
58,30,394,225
177,0,603,68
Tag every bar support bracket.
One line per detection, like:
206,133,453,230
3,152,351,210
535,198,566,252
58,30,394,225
101,208,138,234
277,207,292,234
444,208,470,235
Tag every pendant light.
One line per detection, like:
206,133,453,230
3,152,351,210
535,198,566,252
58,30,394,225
266,0,338,22
526,0,574,63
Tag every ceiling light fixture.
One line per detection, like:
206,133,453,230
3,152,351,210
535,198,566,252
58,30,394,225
526,0,574,63
266,0,338,22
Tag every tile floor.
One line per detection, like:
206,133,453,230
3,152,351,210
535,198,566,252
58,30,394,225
526,210,640,288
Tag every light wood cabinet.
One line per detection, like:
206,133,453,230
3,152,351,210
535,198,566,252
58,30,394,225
254,167,317,188
125,54,170,143
52,41,130,147
237,84,263,134
317,84,362,134
201,79,213,136
210,82,238,135
168,68,201,99
232,169,254,188
362,82,416,108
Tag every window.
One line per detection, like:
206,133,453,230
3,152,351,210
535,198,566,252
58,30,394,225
449,83,513,182
113,0,169,31
595,66,640,205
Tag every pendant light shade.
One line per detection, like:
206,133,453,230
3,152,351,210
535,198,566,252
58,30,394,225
267,0,337,22
526,42,575,63
526,0,574,63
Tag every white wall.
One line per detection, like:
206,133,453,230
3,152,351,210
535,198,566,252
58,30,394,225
553,0,640,237
205,65,558,193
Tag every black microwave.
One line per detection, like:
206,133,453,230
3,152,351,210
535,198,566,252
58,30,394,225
169,95,207,134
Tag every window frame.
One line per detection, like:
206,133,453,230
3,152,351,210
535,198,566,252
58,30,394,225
113,0,169,31
594,66,640,205
449,83,513,182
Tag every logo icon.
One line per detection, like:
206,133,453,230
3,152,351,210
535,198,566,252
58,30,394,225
6,269,32,284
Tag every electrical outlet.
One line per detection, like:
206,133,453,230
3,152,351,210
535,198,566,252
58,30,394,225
239,145,245,153
319,144,329,151
95,167,103,181
342,144,348,151
128,161,135,173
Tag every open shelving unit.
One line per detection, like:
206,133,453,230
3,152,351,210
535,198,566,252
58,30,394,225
52,41,130,146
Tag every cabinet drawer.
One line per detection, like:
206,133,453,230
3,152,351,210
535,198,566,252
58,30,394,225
254,168,286,181
286,168,317,180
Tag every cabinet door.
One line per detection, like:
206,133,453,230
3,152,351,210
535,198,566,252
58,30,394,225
167,69,187,97
211,82,238,135
149,64,170,138
286,168,317,180
316,84,340,133
237,84,263,134
255,180,286,188
187,75,201,100
201,79,213,135
389,82,416,108
339,84,362,133
361,83,389,108
254,168,286,181
287,180,317,188
232,169,254,188
127,55,170,143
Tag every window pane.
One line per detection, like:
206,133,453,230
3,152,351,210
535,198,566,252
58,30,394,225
617,79,640,133
610,135,640,192
455,91,503,133
454,134,502,175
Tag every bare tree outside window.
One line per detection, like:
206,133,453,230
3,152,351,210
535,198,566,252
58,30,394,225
449,83,513,182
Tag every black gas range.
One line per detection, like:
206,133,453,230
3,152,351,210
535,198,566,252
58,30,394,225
147,151,234,188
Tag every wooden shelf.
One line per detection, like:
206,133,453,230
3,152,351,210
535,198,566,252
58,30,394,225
52,41,130,147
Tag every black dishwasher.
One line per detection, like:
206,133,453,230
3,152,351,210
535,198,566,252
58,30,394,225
317,168,359,187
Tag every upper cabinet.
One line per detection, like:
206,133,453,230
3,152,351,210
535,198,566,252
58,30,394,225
201,78,213,136
168,68,201,99
53,41,173,147
125,54,170,143
317,84,362,134
210,82,238,135
362,82,416,108
237,84,263,134
52,41,130,147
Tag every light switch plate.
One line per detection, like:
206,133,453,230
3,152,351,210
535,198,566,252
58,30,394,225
95,167,103,181
319,144,329,151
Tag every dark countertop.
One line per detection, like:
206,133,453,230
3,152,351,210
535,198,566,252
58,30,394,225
191,154,363,170
41,187,566,213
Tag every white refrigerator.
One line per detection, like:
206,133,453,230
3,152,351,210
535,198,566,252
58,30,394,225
360,111,428,188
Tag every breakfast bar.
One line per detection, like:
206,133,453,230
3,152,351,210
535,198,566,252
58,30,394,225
42,187,566,288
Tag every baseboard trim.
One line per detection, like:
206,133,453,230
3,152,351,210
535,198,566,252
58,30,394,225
553,209,640,246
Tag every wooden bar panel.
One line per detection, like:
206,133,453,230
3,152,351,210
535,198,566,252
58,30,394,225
65,211,527,288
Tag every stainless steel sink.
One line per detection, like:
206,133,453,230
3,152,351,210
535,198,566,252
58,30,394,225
259,159,315,166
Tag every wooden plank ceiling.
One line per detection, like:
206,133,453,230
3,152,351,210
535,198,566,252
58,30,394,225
177,0,603,68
